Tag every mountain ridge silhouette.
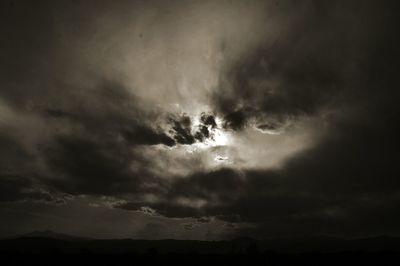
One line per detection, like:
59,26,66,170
2,231,400,254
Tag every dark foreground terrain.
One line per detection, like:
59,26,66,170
1,234,400,265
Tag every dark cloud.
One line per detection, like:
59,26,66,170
43,108,75,119
0,175,67,205
116,0,400,238
0,175,34,202
121,125,175,147
0,134,32,175
23,189,67,205
194,125,209,142
42,135,137,195
195,113,218,142
169,114,196,145
213,1,384,131
0,78,181,197
169,113,220,144
114,168,246,218
168,168,245,203
255,122,280,132
200,113,217,129
0,134,46,202
189,1,399,237
0,0,399,240
222,109,249,131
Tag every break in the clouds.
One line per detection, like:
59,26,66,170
0,0,399,240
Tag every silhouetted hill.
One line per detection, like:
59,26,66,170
1,235,400,265
1,234,400,255
16,230,90,241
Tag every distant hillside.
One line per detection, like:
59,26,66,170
16,230,90,241
1,234,400,255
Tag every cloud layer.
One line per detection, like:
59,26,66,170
1,0,399,239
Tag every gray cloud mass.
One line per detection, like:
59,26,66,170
0,0,399,239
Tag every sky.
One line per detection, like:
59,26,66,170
0,0,399,240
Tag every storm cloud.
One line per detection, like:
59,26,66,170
0,0,399,240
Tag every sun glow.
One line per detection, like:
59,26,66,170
209,128,229,146
196,116,230,148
